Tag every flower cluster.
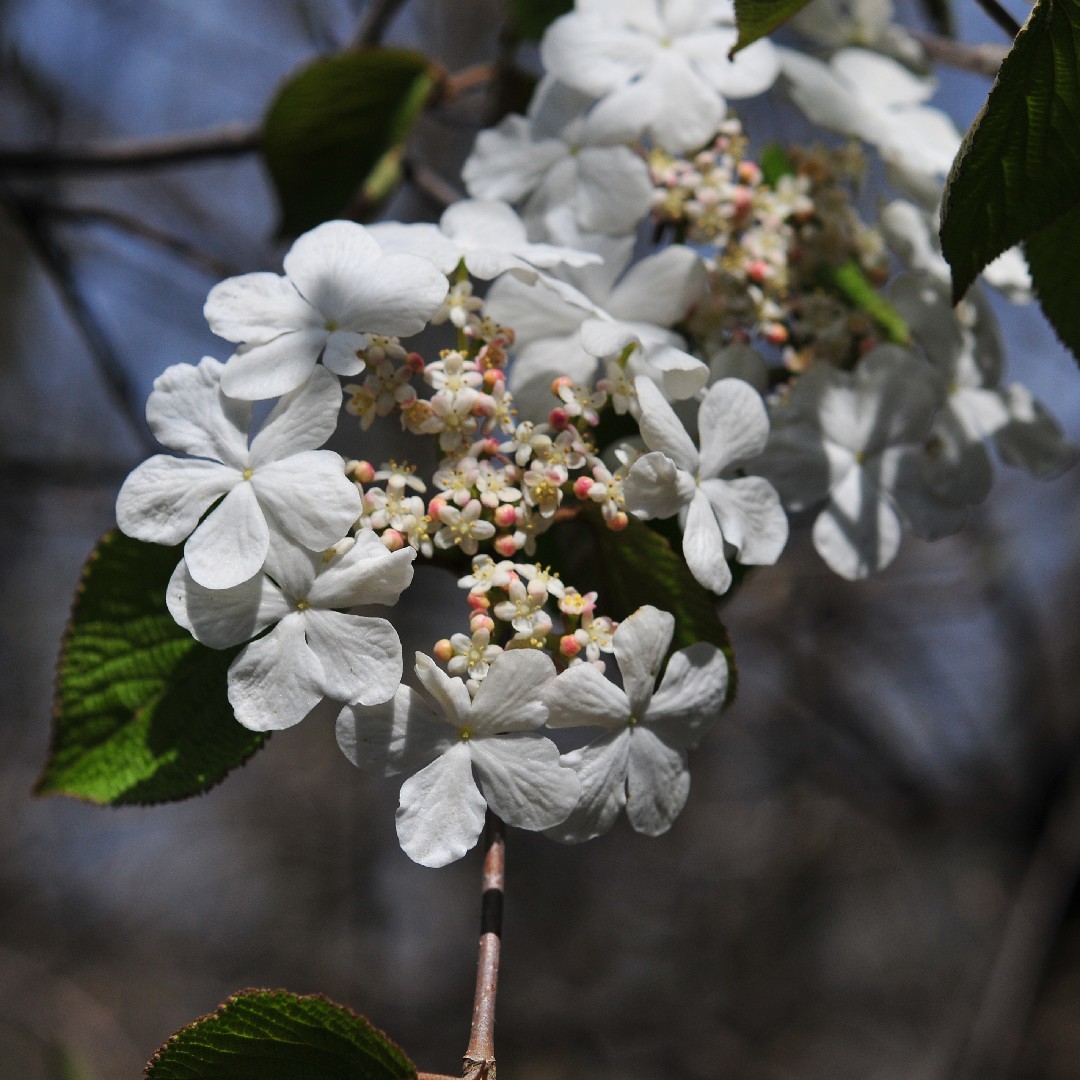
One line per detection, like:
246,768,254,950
112,0,1076,869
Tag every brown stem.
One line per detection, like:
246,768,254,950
349,0,410,49
463,812,504,1079
913,30,1008,78
0,122,260,175
972,0,1023,39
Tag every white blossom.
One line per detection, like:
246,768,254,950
544,605,728,841
116,360,361,590
623,376,788,594
336,650,579,867
167,530,415,730
204,220,449,399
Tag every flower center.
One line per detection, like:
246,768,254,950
242,466,254,480
296,597,310,612
459,726,473,741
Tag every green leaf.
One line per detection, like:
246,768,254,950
507,0,573,40
538,510,737,704
823,260,911,345
145,990,417,1080
759,142,795,187
940,0,1080,302
262,48,439,236
730,0,815,55
1025,201,1080,362
39,531,266,806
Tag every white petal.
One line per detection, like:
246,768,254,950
994,384,1080,477
700,475,788,564
635,376,699,472
220,330,327,401
203,272,318,344
682,489,732,594
612,605,674,717
543,663,631,729
625,726,690,836
486,273,594,344
646,643,728,748
463,116,567,203
367,221,462,274
678,29,779,99
145,358,252,466
322,330,368,377
580,317,638,358
414,652,472,726
441,199,528,249
574,146,654,234
832,47,934,108
506,336,598,423
227,614,325,730
607,246,707,327
632,344,709,401
339,253,449,337
812,465,901,578
249,366,343,462
303,610,402,705
396,743,488,867
469,649,556,733
470,733,580,830
166,558,287,648
185,480,269,589
116,456,236,546
778,48,866,138
251,451,361,551
540,14,658,98
309,530,416,608
755,419,833,510
336,686,453,777
544,730,631,843
697,379,771,476
281,220,380,324
638,50,724,152
623,451,696,519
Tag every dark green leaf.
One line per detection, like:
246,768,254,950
145,989,416,1080
40,531,265,806
1025,201,1080,363
262,48,438,236
940,0,1080,301
731,0,815,55
507,0,573,40
759,142,795,186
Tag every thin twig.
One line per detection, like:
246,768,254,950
0,122,260,175
21,198,240,278
950,747,1080,1080
4,200,154,450
972,0,1023,39
349,0,410,48
463,812,505,1080
404,160,463,209
913,31,1008,78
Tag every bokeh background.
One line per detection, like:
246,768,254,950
3,1,1080,1078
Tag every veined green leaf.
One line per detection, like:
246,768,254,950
940,0,1080,302
1025,201,1080,363
145,990,416,1080
731,0,815,55
40,531,265,806
262,48,439,235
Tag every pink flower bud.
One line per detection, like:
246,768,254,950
470,613,495,634
573,476,594,500
428,495,448,518
559,635,582,659
494,504,517,527
404,352,425,374
349,459,376,484
381,529,405,551
433,639,454,662
607,510,629,531
549,407,571,430
467,592,491,611
494,534,518,557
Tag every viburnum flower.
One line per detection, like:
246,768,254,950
623,376,788,594
757,345,947,578
167,530,415,731
336,650,579,867
204,220,449,400
367,199,600,282
541,0,779,154
116,360,361,590
544,605,728,841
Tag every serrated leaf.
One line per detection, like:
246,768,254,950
507,0,574,40
940,0,1080,302
262,48,438,236
145,990,416,1080
40,531,266,806
731,0,815,55
1025,200,1080,363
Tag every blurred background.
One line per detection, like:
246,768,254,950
2,1,1079,1078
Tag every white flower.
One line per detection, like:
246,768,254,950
336,650,579,867
116,359,361,590
541,0,779,153
463,78,654,237
367,199,600,283
204,220,449,400
623,376,788,594
757,345,945,578
544,605,728,841
167,530,415,731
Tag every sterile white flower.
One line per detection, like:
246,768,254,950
367,198,601,283
623,376,788,594
204,220,449,399
541,0,779,153
116,359,361,590
336,650,579,868
544,605,728,841
167,529,415,730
